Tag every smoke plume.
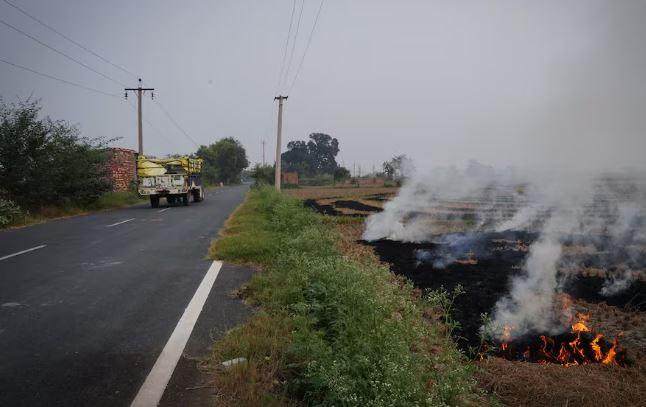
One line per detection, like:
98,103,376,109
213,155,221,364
363,162,646,339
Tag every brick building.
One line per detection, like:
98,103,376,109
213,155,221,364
107,148,137,192
281,171,299,185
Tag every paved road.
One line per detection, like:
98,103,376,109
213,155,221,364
0,185,252,407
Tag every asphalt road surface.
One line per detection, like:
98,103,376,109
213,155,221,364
0,185,252,407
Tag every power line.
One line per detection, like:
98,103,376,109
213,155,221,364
0,57,120,98
0,18,126,87
288,0,325,93
153,99,200,148
281,0,304,91
1,0,136,79
275,0,297,94
126,99,181,152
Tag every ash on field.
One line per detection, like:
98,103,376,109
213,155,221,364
287,186,397,217
295,174,646,406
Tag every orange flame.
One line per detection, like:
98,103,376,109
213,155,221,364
496,313,625,366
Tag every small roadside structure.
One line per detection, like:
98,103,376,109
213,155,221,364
281,171,299,185
106,148,137,192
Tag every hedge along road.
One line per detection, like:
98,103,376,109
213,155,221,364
0,185,251,407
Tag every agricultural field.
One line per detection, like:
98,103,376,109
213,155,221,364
295,185,646,407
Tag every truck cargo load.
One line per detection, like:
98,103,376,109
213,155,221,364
137,156,204,207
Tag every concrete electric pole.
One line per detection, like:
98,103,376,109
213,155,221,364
274,95,288,191
262,139,266,166
125,78,154,156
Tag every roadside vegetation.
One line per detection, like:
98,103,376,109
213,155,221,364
0,98,144,228
207,187,489,406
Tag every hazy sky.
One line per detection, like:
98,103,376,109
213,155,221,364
2,0,645,173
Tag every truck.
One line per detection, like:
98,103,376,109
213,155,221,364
137,156,204,207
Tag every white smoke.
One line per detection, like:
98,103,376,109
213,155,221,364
364,160,646,340
600,269,638,297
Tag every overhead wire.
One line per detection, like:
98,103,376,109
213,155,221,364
281,0,304,92
0,57,120,98
0,4,198,153
0,18,126,87
288,0,325,93
1,0,137,80
275,0,297,95
153,99,200,148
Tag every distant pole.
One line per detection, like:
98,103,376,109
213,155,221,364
262,139,266,166
125,78,154,156
274,95,288,191
353,163,356,178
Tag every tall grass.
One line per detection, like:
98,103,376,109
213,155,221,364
209,187,486,406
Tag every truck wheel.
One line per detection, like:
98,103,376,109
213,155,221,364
193,189,202,202
150,196,160,208
182,193,190,206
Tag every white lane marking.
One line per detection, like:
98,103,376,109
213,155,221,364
106,218,135,227
130,260,223,407
0,244,46,261
157,208,170,213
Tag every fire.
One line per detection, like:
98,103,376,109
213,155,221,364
571,313,591,333
496,313,626,366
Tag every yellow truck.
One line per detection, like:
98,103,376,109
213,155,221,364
137,156,204,207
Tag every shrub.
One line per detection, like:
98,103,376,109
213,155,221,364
0,199,23,227
0,99,111,210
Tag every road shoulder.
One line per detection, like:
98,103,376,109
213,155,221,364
158,263,255,407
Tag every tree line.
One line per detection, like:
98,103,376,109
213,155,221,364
252,133,351,185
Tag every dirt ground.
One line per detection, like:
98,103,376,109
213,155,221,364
292,186,646,407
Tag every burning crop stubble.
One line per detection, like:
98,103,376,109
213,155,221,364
362,162,646,364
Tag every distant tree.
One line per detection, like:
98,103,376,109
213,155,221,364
307,133,339,174
197,137,249,185
281,133,339,177
0,99,110,209
382,154,414,182
333,166,351,182
282,140,311,175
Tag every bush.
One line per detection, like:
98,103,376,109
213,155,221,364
0,99,111,210
0,199,23,227
250,164,275,187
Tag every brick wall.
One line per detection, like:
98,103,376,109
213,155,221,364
281,171,299,185
107,148,137,192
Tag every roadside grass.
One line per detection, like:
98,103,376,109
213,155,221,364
207,187,488,406
3,190,145,229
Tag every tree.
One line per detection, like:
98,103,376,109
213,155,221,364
0,99,110,209
281,133,340,177
382,154,414,182
282,140,311,175
333,166,351,182
196,137,249,185
307,133,339,174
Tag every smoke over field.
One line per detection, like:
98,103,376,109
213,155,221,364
363,162,646,345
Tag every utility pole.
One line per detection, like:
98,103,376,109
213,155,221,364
274,95,288,191
262,139,266,166
125,78,154,156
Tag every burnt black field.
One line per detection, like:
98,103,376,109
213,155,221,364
362,232,646,351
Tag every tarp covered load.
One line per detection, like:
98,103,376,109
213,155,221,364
137,156,203,177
